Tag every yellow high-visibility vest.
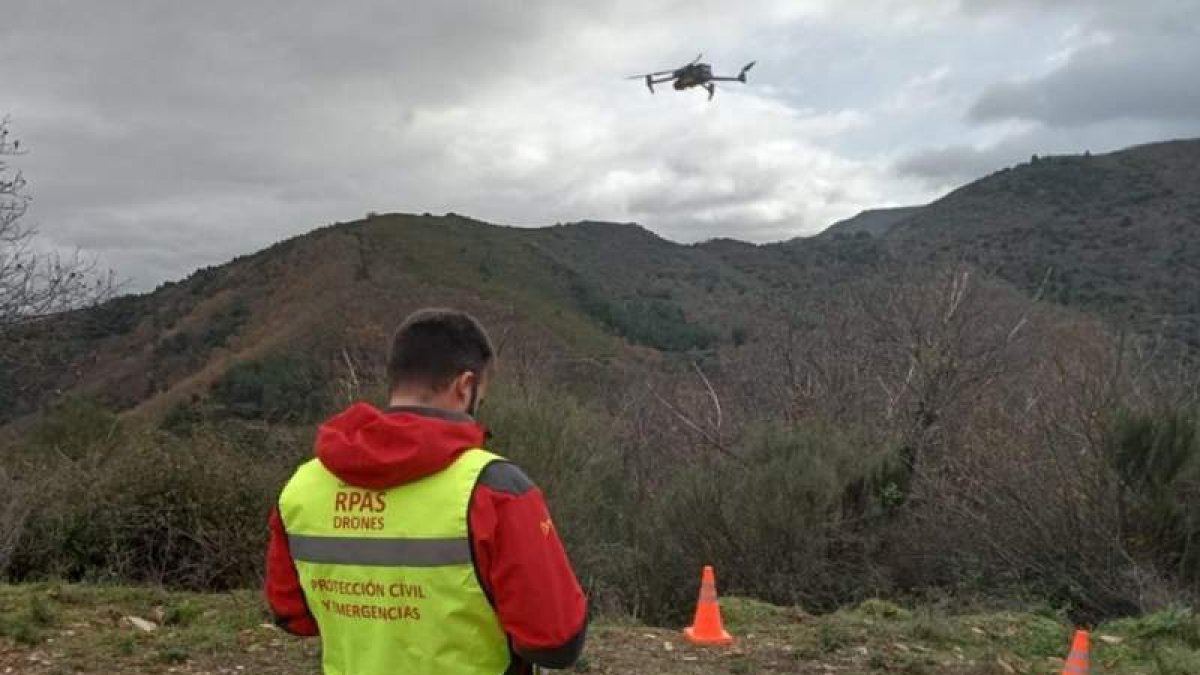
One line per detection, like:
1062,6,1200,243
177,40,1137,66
279,448,511,675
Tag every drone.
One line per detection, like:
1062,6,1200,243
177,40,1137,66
627,54,756,100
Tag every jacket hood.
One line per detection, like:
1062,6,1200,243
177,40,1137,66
315,402,487,490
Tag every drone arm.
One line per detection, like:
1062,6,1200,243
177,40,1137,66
708,61,756,83
644,75,677,93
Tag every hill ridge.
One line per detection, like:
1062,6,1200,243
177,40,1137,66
4,138,1199,426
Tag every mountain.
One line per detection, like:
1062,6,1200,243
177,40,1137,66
884,139,1200,349
820,206,923,237
3,139,1198,427
0,211,890,426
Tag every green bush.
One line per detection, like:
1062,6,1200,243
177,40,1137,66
643,423,897,619
0,363,14,417
75,296,144,340
480,382,636,615
7,429,295,590
0,593,57,645
572,282,715,351
9,374,1197,631
4,380,904,624
1109,605,1200,646
160,400,207,436
478,384,900,622
154,331,194,357
1105,409,1200,582
154,298,250,364
210,355,328,423
27,397,122,459
200,298,249,349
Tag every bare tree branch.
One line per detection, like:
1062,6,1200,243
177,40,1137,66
0,117,115,338
692,361,722,432
646,363,739,462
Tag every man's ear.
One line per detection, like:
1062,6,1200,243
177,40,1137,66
452,370,476,402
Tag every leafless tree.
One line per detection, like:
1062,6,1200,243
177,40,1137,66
746,264,1043,466
1,117,114,337
646,360,736,460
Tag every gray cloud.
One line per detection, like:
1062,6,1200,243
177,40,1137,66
894,114,1200,189
891,1,1200,186
895,143,1025,186
961,0,1200,127
2,0,1197,289
969,40,1200,126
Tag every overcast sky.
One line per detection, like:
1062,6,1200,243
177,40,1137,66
3,0,1199,290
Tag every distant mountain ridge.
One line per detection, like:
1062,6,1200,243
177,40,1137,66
884,138,1200,349
821,206,923,237
3,138,1198,426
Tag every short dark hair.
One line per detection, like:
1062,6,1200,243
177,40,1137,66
387,309,494,392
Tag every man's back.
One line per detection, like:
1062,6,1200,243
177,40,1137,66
266,403,587,674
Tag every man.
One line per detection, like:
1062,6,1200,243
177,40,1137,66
266,308,587,674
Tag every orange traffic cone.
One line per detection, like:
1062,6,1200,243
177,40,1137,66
1061,629,1090,674
683,565,734,646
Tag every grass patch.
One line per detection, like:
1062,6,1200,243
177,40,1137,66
720,596,802,630
162,599,202,627
2,583,1200,673
0,583,320,674
1095,605,1200,672
0,590,58,645
855,598,913,621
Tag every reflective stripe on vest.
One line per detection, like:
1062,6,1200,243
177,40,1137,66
279,448,510,675
288,534,472,566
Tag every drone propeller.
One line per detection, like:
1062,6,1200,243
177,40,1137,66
738,61,756,82
689,52,703,65
625,70,677,79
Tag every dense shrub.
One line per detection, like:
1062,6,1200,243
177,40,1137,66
6,428,298,589
4,281,1200,628
0,467,38,577
210,355,328,423
483,387,903,621
606,298,715,351
74,295,144,340
572,282,716,351
159,400,207,436
155,298,250,364
0,380,901,622
200,297,249,349
154,331,194,358
895,398,1200,624
480,382,637,615
1105,409,1200,583
27,397,121,460
0,363,16,420
639,423,898,621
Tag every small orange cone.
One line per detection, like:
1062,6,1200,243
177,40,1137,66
1061,629,1090,674
683,565,734,646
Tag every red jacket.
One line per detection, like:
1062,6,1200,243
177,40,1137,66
265,403,588,671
